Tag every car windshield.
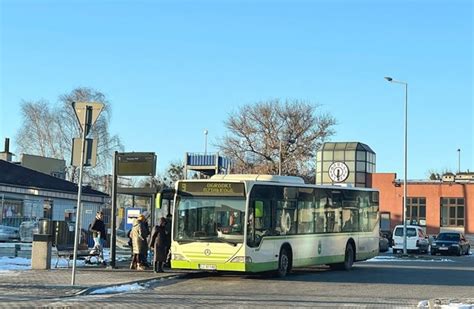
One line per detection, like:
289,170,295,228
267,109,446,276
394,227,417,237
174,196,246,244
437,233,460,241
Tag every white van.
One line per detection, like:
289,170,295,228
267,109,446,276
392,225,429,254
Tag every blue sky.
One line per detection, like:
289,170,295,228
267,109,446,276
0,0,472,179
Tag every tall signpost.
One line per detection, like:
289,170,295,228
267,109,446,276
71,102,104,286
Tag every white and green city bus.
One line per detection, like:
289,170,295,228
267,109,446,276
171,174,379,276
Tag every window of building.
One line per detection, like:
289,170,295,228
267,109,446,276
406,197,426,226
440,198,465,227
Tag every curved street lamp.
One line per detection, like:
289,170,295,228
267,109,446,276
385,76,408,255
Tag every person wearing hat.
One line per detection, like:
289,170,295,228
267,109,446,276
130,214,147,270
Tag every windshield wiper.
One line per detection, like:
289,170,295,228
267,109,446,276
215,237,241,246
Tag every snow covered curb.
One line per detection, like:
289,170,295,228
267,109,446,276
78,274,183,296
418,299,474,308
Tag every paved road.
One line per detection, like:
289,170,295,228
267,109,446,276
3,254,474,308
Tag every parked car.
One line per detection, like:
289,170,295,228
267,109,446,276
0,225,20,242
379,232,389,252
380,230,393,247
430,232,470,256
392,225,429,254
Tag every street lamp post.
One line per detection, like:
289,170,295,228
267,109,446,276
457,148,461,173
385,76,408,255
204,129,208,155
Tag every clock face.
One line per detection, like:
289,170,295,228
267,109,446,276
328,162,349,183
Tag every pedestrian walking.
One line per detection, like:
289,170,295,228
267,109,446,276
130,214,147,270
149,217,169,273
88,211,107,266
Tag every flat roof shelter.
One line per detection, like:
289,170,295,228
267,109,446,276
0,159,108,231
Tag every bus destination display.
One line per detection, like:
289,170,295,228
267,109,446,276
179,182,245,197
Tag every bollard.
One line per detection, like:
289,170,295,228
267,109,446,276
31,234,52,270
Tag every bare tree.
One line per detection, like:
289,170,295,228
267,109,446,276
165,160,185,185
217,99,336,181
16,87,122,185
426,168,454,180
17,100,63,158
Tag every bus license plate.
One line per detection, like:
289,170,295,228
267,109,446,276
199,264,217,270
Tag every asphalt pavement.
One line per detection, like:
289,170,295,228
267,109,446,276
0,260,185,307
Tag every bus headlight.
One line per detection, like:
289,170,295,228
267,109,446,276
172,253,187,261
230,256,252,263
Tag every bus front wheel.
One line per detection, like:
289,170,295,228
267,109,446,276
277,247,291,277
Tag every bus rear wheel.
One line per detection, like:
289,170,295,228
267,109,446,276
277,247,291,277
330,243,354,271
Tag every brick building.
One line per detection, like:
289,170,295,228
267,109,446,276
370,173,473,235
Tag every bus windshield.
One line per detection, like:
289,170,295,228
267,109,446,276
174,196,246,244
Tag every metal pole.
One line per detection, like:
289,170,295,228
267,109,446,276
457,149,461,173
110,151,118,268
403,82,408,255
71,108,88,286
204,129,208,155
385,77,408,255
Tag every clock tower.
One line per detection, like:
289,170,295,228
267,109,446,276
315,142,376,188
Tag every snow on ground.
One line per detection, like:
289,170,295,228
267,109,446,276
0,256,31,271
367,255,454,262
418,300,474,308
90,283,145,295
0,248,130,273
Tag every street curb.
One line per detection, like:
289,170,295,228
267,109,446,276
75,273,187,296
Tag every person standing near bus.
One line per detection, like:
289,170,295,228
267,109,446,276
141,211,151,268
130,214,147,270
89,211,107,266
149,217,169,273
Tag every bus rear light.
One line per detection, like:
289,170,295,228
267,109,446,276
230,256,252,263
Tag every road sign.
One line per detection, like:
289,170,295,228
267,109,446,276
70,101,104,286
117,152,156,176
72,102,104,136
71,138,97,167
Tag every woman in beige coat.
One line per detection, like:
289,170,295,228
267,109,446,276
130,215,147,270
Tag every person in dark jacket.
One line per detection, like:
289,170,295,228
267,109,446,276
140,211,151,267
149,217,169,273
89,211,107,265
165,214,172,266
